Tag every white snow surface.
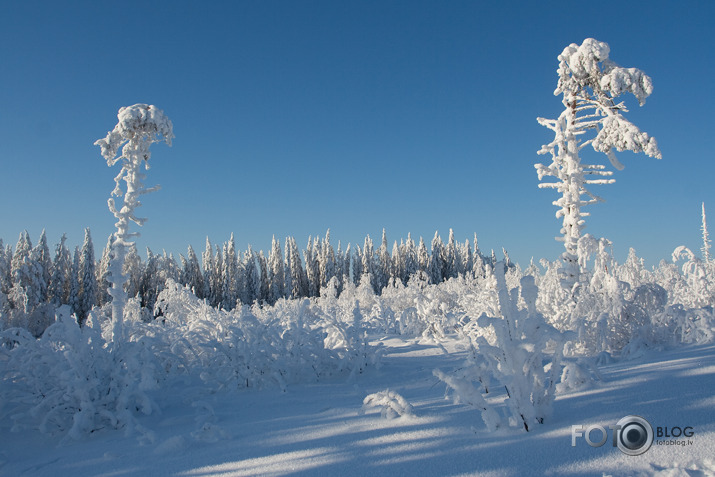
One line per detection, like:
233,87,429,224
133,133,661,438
1,337,714,476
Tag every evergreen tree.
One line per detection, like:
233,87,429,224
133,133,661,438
417,237,429,275
97,234,113,306
211,244,224,308
11,231,43,310
376,229,391,291
0,239,11,296
268,236,285,304
392,241,404,285
222,234,239,309
34,229,52,303
183,245,205,298
362,235,376,291
77,228,97,323
258,251,269,304
304,237,320,297
443,229,457,280
319,230,336,290
404,234,417,281
69,246,81,317
243,245,260,304
123,243,143,299
202,237,214,302
352,245,363,286
702,202,711,262
335,241,345,293
429,231,444,285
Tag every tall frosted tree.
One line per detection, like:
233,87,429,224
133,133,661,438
95,104,173,343
536,39,661,288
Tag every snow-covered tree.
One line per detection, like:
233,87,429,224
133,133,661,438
33,230,52,303
76,228,97,324
243,245,260,304
97,234,113,306
202,237,214,301
11,231,43,311
222,234,239,309
182,245,204,299
123,243,143,299
268,236,285,305
95,104,173,343
702,202,711,262
536,39,661,289
68,246,81,317
376,229,391,291
429,232,444,285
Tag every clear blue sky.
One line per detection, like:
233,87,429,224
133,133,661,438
1,0,713,268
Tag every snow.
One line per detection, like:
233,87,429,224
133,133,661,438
1,337,713,476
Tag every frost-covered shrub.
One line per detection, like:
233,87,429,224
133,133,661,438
0,306,160,443
436,263,574,432
360,389,414,419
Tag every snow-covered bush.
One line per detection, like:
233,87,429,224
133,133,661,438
436,262,574,432
360,389,414,419
0,306,160,443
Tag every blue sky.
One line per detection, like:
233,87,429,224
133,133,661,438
1,0,713,268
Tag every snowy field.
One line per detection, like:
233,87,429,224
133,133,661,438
2,336,713,477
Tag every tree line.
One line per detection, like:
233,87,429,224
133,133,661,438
0,227,503,335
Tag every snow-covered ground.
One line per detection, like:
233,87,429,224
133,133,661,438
1,337,713,477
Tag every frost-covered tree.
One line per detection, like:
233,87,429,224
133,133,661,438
0,239,11,296
97,234,113,307
268,236,285,305
702,202,711,262
76,228,97,324
536,39,661,289
429,232,444,285
202,237,214,301
182,245,204,299
243,245,260,304
362,235,376,292
258,251,270,304
222,234,239,309
33,230,52,303
319,231,336,291
376,229,391,291
95,104,173,343
417,237,429,275
11,231,43,311
123,243,143,299
68,246,81,317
